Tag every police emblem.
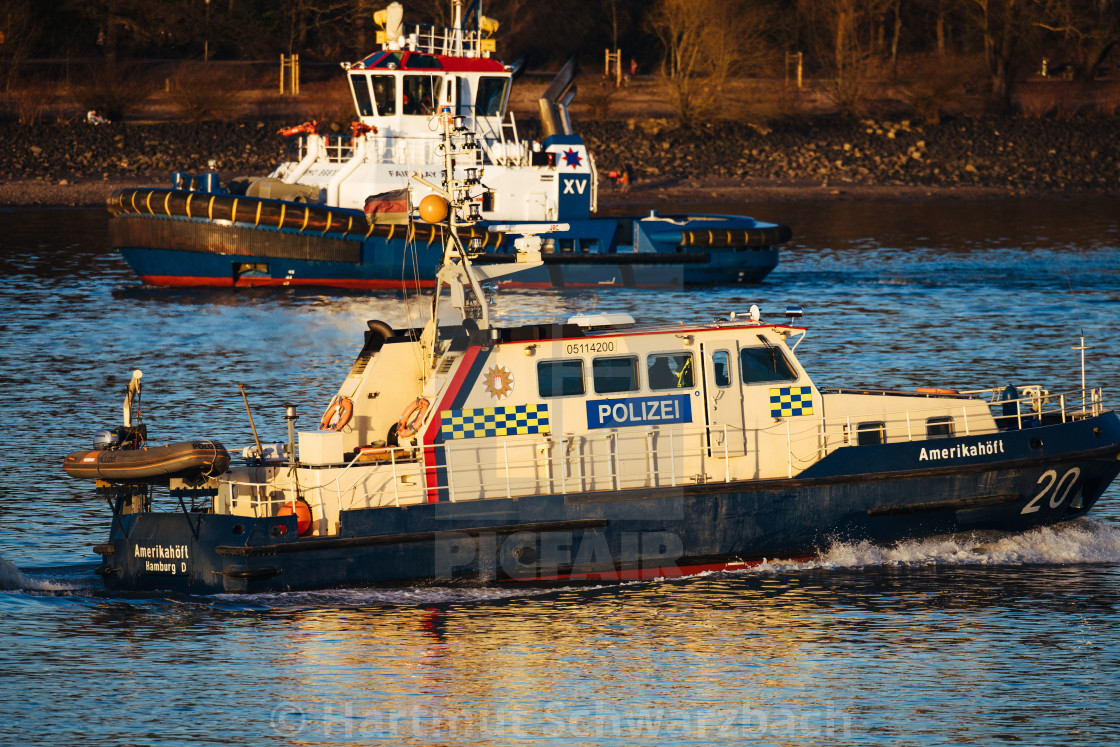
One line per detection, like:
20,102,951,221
482,365,514,400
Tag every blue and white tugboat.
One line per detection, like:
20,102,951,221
71,115,1120,594
106,1,790,289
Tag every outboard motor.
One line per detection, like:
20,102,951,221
93,430,119,451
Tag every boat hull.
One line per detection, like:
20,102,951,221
108,189,788,288
94,414,1120,594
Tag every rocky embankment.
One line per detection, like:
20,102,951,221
0,116,1117,205
579,117,1119,193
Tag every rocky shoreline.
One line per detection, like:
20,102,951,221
1,116,1117,207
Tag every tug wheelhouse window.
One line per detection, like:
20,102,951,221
538,360,584,397
350,74,374,117
475,76,509,116
593,356,639,394
403,74,439,115
647,353,694,390
856,422,886,445
739,346,798,384
926,416,955,438
370,75,396,115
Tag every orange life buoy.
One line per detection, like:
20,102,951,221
278,120,319,137
319,396,353,431
915,387,959,395
396,397,430,438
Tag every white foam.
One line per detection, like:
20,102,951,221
750,518,1120,573
224,582,572,608
0,555,78,592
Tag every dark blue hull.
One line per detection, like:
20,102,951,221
107,189,788,288
95,413,1120,594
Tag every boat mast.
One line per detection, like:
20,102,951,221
451,0,463,55
123,369,142,427
416,109,488,370
414,107,543,373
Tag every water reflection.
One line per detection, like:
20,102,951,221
14,559,1118,745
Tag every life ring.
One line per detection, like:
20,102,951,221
396,397,430,438
915,387,959,395
278,120,319,137
319,396,353,431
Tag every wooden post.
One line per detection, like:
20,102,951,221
604,49,622,86
280,54,301,95
785,51,803,89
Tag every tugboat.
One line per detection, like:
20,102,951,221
107,1,791,289
71,115,1120,594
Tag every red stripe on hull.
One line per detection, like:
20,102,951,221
498,281,681,290
506,557,815,582
421,346,484,503
139,275,437,290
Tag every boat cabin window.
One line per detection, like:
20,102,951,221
370,75,396,115
926,416,954,439
740,346,798,384
407,54,442,69
538,359,584,397
712,351,731,387
476,76,509,116
403,74,439,115
856,422,886,445
593,356,640,394
351,74,374,117
372,51,404,69
452,76,470,115
647,353,694,390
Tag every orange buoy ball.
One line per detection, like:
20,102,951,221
278,499,313,536
418,194,449,224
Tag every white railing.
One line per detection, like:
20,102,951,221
218,386,1107,522
399,23,490,58
476,113,530,167
296,133,489,169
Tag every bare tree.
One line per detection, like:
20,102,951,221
797,0,894,116
1037,0,1120,80
64,0,192,63
649,0,773,128
962,0,1046,109
0,0,39,92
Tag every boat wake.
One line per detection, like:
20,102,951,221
7,521,1118,604
221,583,573,609
0,555,87,593
752,518,1120,573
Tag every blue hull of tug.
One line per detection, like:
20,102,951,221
95,413,1120,594
108,190,788,289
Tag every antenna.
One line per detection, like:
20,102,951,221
1073,334,1091,411
1061,261,1091,411
413,109,542,371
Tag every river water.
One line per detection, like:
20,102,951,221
2,198,1120,746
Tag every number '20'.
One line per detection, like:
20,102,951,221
1021,468,1081,514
